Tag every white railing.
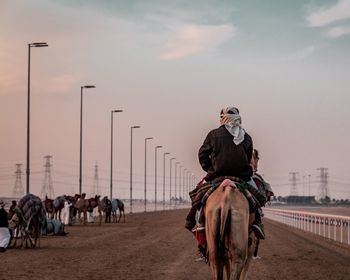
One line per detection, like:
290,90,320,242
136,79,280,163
264,208,350,245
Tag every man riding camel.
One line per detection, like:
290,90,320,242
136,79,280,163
185,106,267,260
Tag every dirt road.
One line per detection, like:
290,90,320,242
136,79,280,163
1,209,349,280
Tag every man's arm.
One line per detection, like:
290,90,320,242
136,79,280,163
198,133,213,172
245,134,253,163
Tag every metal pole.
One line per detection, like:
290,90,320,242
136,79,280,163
179,166,182,204
155,148,157,211
170,158,175,206
26,42,48,194
79,86,83,195
163,152,169,210
26,44,31,194
155,146,162,211
110,110,123,200
175,162,179,208
144,138,152,212
130,126,140,213
130,127,133,213
110,111,113,200
183,168,186,202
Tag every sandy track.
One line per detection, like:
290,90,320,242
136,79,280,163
1,209,349,280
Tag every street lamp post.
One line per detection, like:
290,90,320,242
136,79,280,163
175,162,180,208
183,168,187,203
144,137,153,212
110,109,123,200
26,42,48,194
163,152,170,210
154,145,162,211
79,85,96,195
179,165,182,204
130,125,140,213
169,158,175,207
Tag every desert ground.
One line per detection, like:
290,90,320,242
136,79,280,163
1,208,349,280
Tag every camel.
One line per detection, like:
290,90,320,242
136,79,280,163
73,193,90,225
205,179,257,280
52,195,66,221
101,197,112,223
111,199,125,223
88,195,103,225
10,194,47,249
43,196,54,219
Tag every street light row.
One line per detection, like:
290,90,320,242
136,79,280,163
25,42,197,213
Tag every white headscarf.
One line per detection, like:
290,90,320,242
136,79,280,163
220,106,245,145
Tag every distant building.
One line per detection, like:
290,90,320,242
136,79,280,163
284,195,317,204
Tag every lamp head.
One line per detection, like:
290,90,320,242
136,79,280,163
31,42,48,47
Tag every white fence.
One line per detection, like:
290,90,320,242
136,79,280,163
264,208,350,245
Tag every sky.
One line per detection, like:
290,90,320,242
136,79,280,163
0,0,349,200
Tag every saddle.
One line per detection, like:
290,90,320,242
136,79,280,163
190,176,266,216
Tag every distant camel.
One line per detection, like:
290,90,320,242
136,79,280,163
11,194,47,249
205,179,256,280
100,196,113,224
43,196,54,219
52,195,66,221
73,193,90,225
111,199,125,223
88,195,103,225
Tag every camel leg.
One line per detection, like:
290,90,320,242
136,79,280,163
239,235,256,280
206,209,224,280
117,209,121,223
99,210,102,226
112,211,116,223
229,258,246,280
122,209,126,223
229,233,247,279
83,211,87,225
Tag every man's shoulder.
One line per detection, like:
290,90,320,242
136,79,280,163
210,125,226,134
205,126,222,138
244,131,252,141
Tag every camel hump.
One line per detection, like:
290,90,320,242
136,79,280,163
209,180,240,204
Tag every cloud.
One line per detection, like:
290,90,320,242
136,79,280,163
280,45,319,62
326,25,350,38
307,0,350,27
160,24,235,60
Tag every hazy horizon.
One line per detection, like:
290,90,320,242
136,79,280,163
1,0,349,200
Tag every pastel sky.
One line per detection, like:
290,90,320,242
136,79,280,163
0,0,349,199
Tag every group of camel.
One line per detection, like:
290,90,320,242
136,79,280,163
8,193,125,249
43,193,125,225
13,179,254,279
